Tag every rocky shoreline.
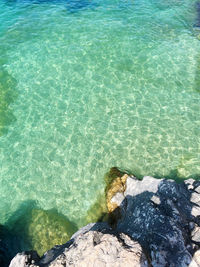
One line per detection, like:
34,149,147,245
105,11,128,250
7,171,200,266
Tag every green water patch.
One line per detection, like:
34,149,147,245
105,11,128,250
0,51,17,136
175,154,200,180
194,53,200,93
5,201,78,256
84,193,108,225
84,168,122,225
0,0,199,240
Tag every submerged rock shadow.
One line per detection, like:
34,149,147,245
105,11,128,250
4,0,96,13
0,53,18,136
194,1,200,29
153,169,200,183
0,200,78,266
66,0,96,13
194,53,200,93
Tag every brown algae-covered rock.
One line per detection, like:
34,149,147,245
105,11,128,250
104,167,129,213
104,167,125,192
27,209,77,256
11,207,78,257
106,174,128,213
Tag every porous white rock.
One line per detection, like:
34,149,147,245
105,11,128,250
9,226,148,267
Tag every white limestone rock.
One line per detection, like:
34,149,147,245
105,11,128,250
9,225,148,267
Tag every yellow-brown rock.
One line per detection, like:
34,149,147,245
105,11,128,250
106,174,128,213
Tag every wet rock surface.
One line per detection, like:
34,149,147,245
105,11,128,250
8,175,200,266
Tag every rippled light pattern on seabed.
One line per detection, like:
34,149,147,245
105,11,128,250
0,0,200,233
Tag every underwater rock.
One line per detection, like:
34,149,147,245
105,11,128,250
195,2,200,28
6,204,78,257
26,208,77,256
84,193,108,224
0,62,17,136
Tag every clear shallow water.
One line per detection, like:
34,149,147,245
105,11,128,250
0,0,200,253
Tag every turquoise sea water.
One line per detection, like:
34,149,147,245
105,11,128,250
0,0,200,254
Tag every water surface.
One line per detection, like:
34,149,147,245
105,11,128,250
0,0,200,251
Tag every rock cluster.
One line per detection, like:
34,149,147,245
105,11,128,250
8,173,200,266
113,175,200,266
9,223,148,267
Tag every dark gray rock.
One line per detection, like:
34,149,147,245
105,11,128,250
116,176,200,266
